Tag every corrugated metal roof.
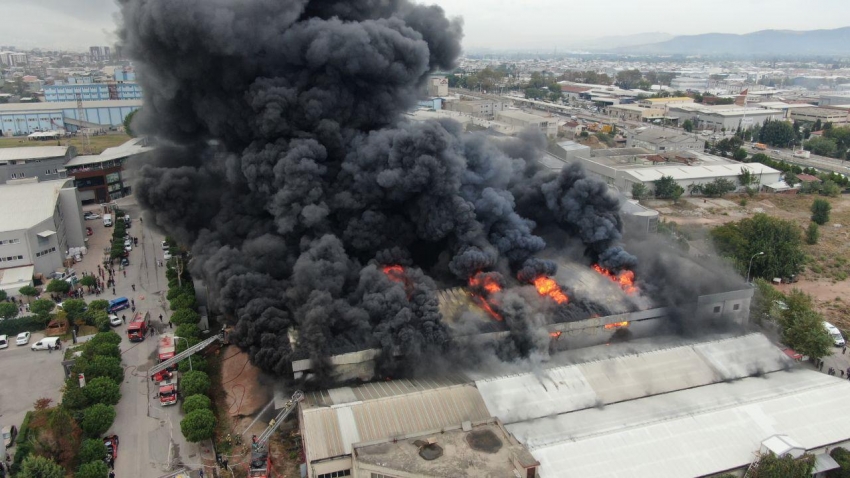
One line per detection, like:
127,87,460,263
0,99,142,113
303,374,469,407
512,370,850,478
0,179,72,231
0,146,68,162
302,384,491,463
624,162,780,182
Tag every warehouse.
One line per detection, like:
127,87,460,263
495,110,558,137
66,137,152,204
626,128,703,153
0,146,73,184
0,178,86,280
0,99,142,135
789,106,850,126
604,104,665,122
668,104,783,131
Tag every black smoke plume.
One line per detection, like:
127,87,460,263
120,0,635,379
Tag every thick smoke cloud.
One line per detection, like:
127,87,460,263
120,0,634,379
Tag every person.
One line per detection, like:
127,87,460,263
123,270,127,278
109,471,115,478
159,314,163,322
122,314,126,324
131,284,135,291
199,469,204,478
112,287,116,295
131,299,135,308
48,343,53,353
169,321,173,329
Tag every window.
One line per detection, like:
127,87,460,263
733,304,740,311
317,471,351,478
0,239,21,245
370,474,395,478
713,306,721,314
0,255,24,262
35,247,56,258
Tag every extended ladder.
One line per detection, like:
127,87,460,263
255,391,305,446
149,330,225,376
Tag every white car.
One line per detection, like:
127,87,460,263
83,212,101,220
161,241,169,251
125,244,132,252
109,314,122,327
15,332,30,346
0,335,7,349
164,251,172,261
124,238,132,247
31,337,61,351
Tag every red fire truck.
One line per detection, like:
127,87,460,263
157,334,178,372
126,312,149,342
158,377,179,406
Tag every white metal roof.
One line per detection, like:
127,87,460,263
0,99,142,113
0,179,72,231
0,146,68,162
65,138,151,167
512,370,850,478
0,265,34,287
624,162,780,182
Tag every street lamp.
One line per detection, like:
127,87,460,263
173,336,192,371
747,251,765,284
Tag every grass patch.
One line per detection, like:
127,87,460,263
0,133,131,154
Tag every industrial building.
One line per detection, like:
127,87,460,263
0,146,73,184
495,110,558,137
43,71,142,102
444,98,507,119
548,140,591,162
65,137,152,204
753,101,815,119
818,93,850,107
626,128,704,153
572,148,781,196
0,99,142,135
667,104,783,131
603,104,665,122
0,178,86,288
637,97,694,109
669,77,708,91
426,75,448,97
789,106,850,126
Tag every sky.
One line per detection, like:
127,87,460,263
1,0,849,51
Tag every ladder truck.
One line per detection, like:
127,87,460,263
249,391,305,478
149,329,228,378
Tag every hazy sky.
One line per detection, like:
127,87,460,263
1,0,849,51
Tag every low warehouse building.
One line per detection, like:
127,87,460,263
0,146,73,184
668,104,783,131
66,137,152,204
0,99,141,135
495,110,558,138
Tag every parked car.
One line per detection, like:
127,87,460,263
2,425,17,448
124,238,132,247
83,212,100,220
125,244,132,252
109,314,122,327
164,251,172,261
31,337,61,351
15,332,30,345
161,241,169,250
0,335,7,349
103,435,119,463
121,258,129,267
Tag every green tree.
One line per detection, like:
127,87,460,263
180,409,217,443
759,120,795,147
747,451,814,478
19,285,39,302
615,69,643,89
0,289,7,302
123,109,139,137
88,299,109,311
46,279,71,295
89,309,110,332
61,379,89,410
170,308,200,326
784,171,800,187
31,298,56,317
175,323,200,341
0,301,18,319
710,214,804,280
61,298,87,322
178,355,207,373
80,275,98,288
701,178,737,197
682,119,694,132
749,278,785,325
82,377,121,406
805,223,819,245
780,290,833,360
83,356,124,383
811,198,832,225
86,331,122,347
181,370,211,397
78,438,107,465
732,148,748,161
182,394,212,415
829,447,850,478
804,136,837,156
18,455,65,478
653,175,684,200
76,460,109,478
80,404,116,438
169,293,196,311
738,167,758,187
631,182,650,200
821,180,842,197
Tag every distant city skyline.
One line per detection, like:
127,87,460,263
0,0,849,52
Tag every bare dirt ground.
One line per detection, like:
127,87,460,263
652,192,850,329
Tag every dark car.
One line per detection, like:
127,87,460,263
121,258,129,267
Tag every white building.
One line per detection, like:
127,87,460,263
427,75,449,97
0,51,27,67
670,77,709,91
0,178,86,286
496,110,558,137
668,104,783,131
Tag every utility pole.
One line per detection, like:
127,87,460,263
75,93,92,154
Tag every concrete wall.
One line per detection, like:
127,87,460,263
58,186,86,249
28,216,63,275
0,228,30,270
308,456,352,478
44,83,143,102
0,105,139,135
0,155,70,184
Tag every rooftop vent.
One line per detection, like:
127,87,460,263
413,439,443,461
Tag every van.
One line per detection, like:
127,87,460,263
103,214,113,227
31,337,61,351
0,335,7,349
823,322,845,347
109,297,130,313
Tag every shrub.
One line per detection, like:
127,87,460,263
62,379,89,410
87,331,122,347
806,223,819,245
811,198,832,225
46,279,71,294
0,314,47,336
88,299,109,311
78,438,107,465
90,342,121,358
175,323,201,340
181,370,211,397
80,404,116,438
182,394,212,415
82,377,121,406
18,455,65,478
170,308,200,326
84,355,124,383
169,293,196,311
0,301,18,319
180,409,217,442
76,460,109,478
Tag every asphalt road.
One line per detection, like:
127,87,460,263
743,145,850,175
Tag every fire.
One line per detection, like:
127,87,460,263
382,264,405,283
468,272,504,321
475,298,503,321
549,331,562,338
604,321,630,330
469,273,502,294
532,276,568,304
592,264,639,295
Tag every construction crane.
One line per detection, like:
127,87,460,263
149,330,227,377
249,391,305,478
75,93,92,154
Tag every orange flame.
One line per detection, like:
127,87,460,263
592,264,639,295
382,264,405,283
604,321,630,330
549,331,563,338
469,273,502,294
533,276,569,304
475,298,503,321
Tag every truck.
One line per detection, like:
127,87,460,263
793,150,811,159
754,143,767,150
127,312,149,342
248,391,304,478
103,214,113,227
157,334,178,372
158,377,179,406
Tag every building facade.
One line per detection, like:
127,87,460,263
0,100,142,135
44,77,143,102
626,129,704,153
444,99,506,118
789,107,850,126
637,97,694,109
66,137,151,204
427,75,449,97
0,146,73,184
496,110,558,137
668,104,782,131
604,104,665,122
670,77,709,91
0,51,27,67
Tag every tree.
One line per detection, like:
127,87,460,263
804,136,837,157
0,289,7,302
88,299,109,311
181,370,211,397
653,175,684,200
183,394,212,415
784,171,800,187
710,214,805,280
46,279,71,295
759,120,795,147
175,323,200,341
615,69,643,89
61,298,87,322
18,455,65,478
180,409,217,442
747,451,814,478
170,308,200,326
829,447,850,478
631,182,650,200
80,275,98,288
78,438,107,465
123,109,139,137
732,148,748,161
82,377,121,406
811,198,832,225
738,167,758,187
31,298,55,317
19,285,39,301
701,178,737,197
89,309,110,331
821,180,842,197
0,301,18,319
76,460,109,478
805,223,819,245
779,290,834,360
83,355,124,383
169,293,196,311
80,404,116,438
682,119,694,132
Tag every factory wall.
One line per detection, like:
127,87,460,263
0,156,69,184
0,104,140,135
44,83,143,102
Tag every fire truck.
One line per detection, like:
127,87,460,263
158,376,179,406
249,391,304,477
149,329,228,380
127,312,150,342
158,334,178,372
